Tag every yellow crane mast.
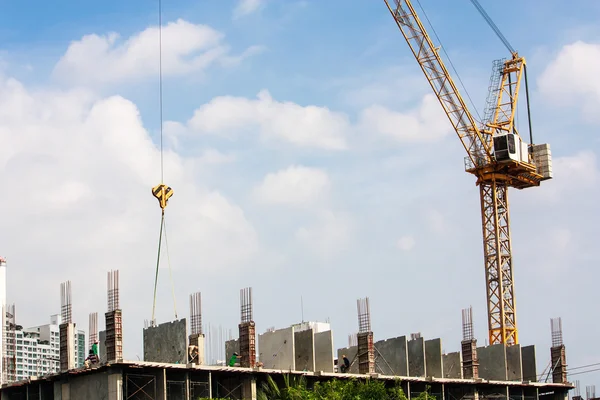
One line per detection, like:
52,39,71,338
383,0,553,345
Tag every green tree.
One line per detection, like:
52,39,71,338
257,375,420,400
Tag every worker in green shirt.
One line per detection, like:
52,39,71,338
228,352,239,367
92,341,99,357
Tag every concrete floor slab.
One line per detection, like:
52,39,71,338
522,345,537,382
374,336,409,376
477,344,507,381
294,329,315,371
143,319,188,364
259,327,295,370
425,338,443,378
506,344,523,381
408,337,426,377
314,330,334,373
443,352,462,379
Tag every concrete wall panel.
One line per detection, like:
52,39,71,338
425,338,443,378
506,344,523,381
374,336,409,376
408,337,426,377
314,331,334,373
99,330,106,363
143,319,188,364
259,327,295,370
337,346,359,374
294,329,315,371
225,338,240,365
442,352,462,379
522,345,537,382
478,344,507,381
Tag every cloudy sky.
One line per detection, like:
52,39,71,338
1,0,599,386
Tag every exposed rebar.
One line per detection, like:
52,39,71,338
190,292,203,335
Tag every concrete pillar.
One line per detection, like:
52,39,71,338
461,339,479,378
59,323,76,371
551,345,567,384
108,373,123,400
242,377,257,400
105,310,123,362
357,332,374,374
239,322,256,368
156,369,167,400
61,383,70,400
53,382,62,400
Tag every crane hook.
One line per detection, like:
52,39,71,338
152,183,173,212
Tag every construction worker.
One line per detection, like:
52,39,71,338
92,341,99,358
228,352,239,367
340,355,350,373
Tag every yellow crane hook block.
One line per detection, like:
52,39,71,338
152,183,173,211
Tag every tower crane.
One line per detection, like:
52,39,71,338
383,0,553,345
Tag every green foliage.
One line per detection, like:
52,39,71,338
255,375,433,400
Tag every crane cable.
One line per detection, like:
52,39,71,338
151,0,178,326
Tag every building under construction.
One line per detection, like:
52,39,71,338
0,273,573,400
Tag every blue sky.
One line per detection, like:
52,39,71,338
1,0,599,389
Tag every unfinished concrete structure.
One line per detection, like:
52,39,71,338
189,292,205,365
144,319,188,364
550,317,568,384
105,270,123,363
461,306,479,379
0,359,572,400
255,322,335,373
258,326,295,370
356,297,375,375
239,287,256,368
59,281,75,372
89,312,98,351
0,280,573,400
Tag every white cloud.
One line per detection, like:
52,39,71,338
295,210,354,257
188,90,349,150
254,165,330,206
425,208,446,234
0,73,259,356
538,41,600,116
53,19,261,86
528,150,598,203
358,93,451,143
233,0,266,19
396,235,416,251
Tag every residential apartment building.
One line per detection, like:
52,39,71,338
10,314,86,382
